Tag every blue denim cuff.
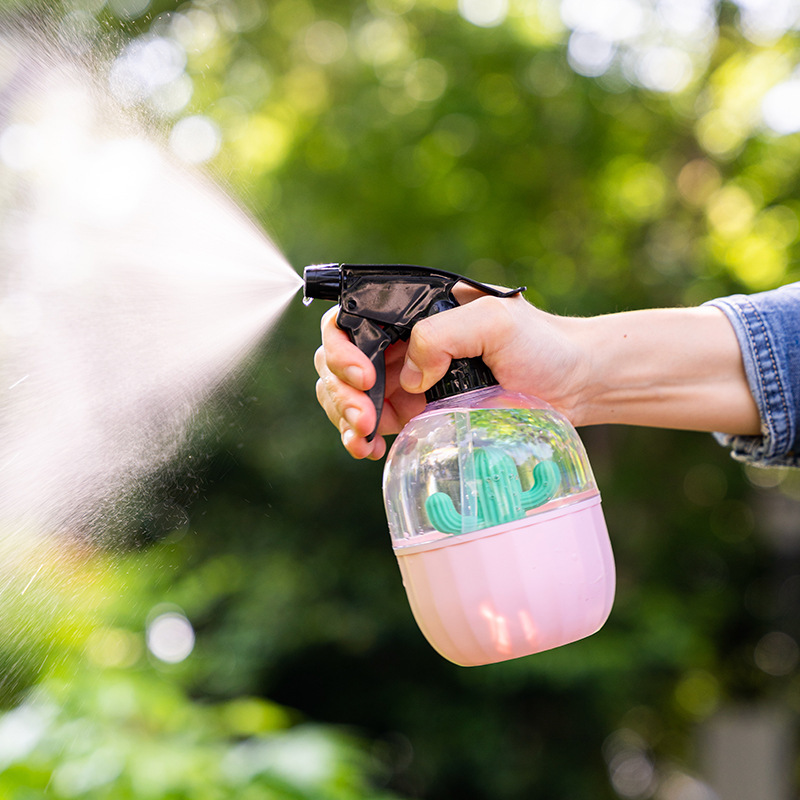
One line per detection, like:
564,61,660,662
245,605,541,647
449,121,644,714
705,283,800,467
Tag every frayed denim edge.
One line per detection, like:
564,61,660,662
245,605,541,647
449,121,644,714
705,297,798,467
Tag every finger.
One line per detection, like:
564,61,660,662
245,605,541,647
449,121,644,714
336,402,388,460
382,347,427,424
315,360,378,439
452,280,513,305
400,296,515,393
375,395,424,440
341,425,387,460
360,433,388,461
320,306,375,391
316,368,384,460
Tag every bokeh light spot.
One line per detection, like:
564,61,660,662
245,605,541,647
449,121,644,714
221,697,292,736
561,0,645,42
404,58,448,104
606,158,667,221
744,464,788,488
657,0,716,40
146,610,195,664
603,729,656,800
149,74,193,117
754,631,799,676
109,35,187,107
762,78,800,134
0,705,53,771
724,232,788,289
458,0,508,28
357,17,410,68
674,670,720,718
170,115,221,164
695,109,746,158
706,185,756,238
658,771,718,800
170,9,220,54
635,46,694,93
735,0,800,44
754,205,800,247
568,31,615,78
305,20,348,65
86,628,142,669
677,159,721,207
683,463,727,507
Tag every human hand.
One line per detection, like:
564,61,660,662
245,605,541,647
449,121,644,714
314,289,588,460
314,304,425,460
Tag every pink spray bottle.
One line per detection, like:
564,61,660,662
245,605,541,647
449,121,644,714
304,264,615,666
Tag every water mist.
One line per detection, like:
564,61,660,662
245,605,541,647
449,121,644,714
0,28,302,559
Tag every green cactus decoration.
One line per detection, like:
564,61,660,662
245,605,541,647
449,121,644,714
425,447,560,535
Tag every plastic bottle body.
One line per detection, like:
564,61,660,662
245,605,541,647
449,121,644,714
382,386,615,666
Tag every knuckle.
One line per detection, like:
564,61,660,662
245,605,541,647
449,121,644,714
476,295,515,334
411,316,436,351
316,377,342,426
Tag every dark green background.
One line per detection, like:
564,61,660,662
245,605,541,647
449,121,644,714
2,1,799,798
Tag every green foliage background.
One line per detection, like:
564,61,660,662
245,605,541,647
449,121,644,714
2,1,800,798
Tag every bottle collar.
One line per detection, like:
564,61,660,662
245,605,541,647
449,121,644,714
425,357,498,403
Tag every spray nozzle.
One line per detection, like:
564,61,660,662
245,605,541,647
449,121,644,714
303,263,525,441
303,264,341,302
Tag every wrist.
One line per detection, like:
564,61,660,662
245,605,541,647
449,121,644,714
526,312,599,427
550,314,609,427
559,307,761,434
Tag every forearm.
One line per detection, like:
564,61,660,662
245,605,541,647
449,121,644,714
563,306,762,435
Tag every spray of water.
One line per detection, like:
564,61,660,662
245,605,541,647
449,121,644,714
0,27,303,556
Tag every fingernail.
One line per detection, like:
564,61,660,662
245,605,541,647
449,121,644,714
368,439,385,461
344,407,361,428
401,358,423,391
342,427,355,447
345,366,364,388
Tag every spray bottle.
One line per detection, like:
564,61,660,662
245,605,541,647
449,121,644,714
304,263,615,667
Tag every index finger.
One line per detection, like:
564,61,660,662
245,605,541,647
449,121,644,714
320,305,376,392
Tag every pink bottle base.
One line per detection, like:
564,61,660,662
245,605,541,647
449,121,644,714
394,496,615,667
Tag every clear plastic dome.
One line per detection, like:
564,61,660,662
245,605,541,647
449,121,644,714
383,386,599,548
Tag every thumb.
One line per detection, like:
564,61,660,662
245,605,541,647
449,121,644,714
400,299,503,393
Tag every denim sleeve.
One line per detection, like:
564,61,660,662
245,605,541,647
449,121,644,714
704,282,800,467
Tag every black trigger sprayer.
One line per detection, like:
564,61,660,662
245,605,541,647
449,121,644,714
303,263,525,441
303,263,615,667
